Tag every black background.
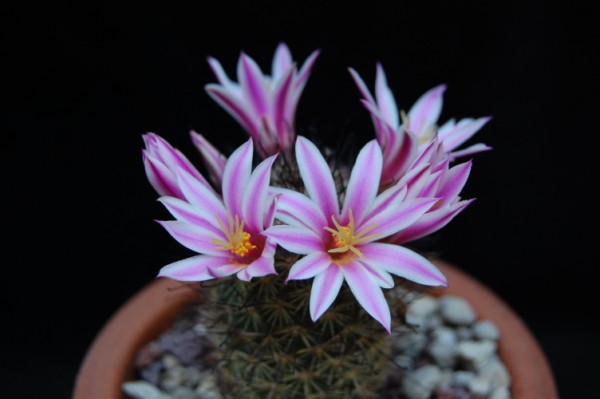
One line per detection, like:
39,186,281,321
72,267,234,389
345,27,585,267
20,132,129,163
4,1,597,398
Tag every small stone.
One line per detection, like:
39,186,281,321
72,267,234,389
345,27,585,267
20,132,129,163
402,365,442,399
162,364,187,390
394,330,427,355
428,327,458,368
451,370,476,386
456,326,474,340
405,295,438,326
171,386,197,399
439,295,477,325
479,356,511,388
489,386,512,399
425,314,444,329
457,340,497,369
122,380,170,399
469,375,492,396
473,320,501,341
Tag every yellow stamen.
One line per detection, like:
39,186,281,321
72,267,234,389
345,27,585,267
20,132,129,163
323,209,379,260
212,212,256,257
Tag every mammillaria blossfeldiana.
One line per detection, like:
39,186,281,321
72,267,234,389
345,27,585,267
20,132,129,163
264,136,447,332
141,42,491,398
205,43,320,158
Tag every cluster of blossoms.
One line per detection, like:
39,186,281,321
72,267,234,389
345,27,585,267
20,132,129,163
142,43,490,332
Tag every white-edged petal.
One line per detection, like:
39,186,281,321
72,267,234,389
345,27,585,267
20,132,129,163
287,251,332,281
263,225,324,255
309,266,343,321
158,255,231,281
342,261,391,332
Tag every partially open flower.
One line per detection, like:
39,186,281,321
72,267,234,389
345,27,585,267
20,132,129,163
205,43,320,158
156,139,279,282
264,136,447,332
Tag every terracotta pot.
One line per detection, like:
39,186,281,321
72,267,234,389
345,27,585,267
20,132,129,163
73,259,558,399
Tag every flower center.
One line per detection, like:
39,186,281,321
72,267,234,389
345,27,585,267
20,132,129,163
212,212,257,257
324,209,378,262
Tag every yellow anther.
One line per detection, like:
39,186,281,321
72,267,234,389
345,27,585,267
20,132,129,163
323,209,379,260
212,213,256,257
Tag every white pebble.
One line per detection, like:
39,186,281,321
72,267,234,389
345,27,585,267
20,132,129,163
428,327,458,368
474,319,500,341
479,356,511,387
457,340,498,369
122,380,171,399
405,295,438,326
402,365,442,399
439,295,477,325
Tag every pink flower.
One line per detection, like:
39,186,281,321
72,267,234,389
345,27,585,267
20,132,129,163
349,64,491,185
390,136,475,244
264,137,447,332
142,132,214,199
205,43,320,158
156,139,279,282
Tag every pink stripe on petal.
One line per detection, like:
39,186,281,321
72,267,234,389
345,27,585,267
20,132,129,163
295,49,320,92
348,67,376,104
408,84,446,136
366,198,438,239
158,197,222,235
295,137,339,220
375,63,399,128
158,255,230,281
176,169,226,224
365,183,407,221
205,84,259,137
143,152,180,198
440,116,491,152
207,56,235,89
342,140,383,223
287,251,332,281
263,195,279,229
158,221,225,257
342,261,391,332
245,255,277,279
360,243,448,287
380,128,418,186
239,53,268,115
275,188,328,235
222,139,253,218
272,66,296,148
393,199,473,244
243,154,277,233
209,263,245,279
450,144,492,160
438,160,472,200
263,225,324,255
309,265,343,321
190,131,227,187
356,257,394,288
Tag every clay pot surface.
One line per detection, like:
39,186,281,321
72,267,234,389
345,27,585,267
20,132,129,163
73,259,558,399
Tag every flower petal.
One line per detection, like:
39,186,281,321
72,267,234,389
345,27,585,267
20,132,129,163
408,84,446,136
364,198,438,239
243,154,278,233
342,261,391,332
190,131,227,187
272,42,293,81
356,257,394,289
287,251,332,281
439,116,492,153
295,136,339,220
309,265,343,321
205,84,259,137
393,199,474,244
158,197,222,234
157,220,224,256
158,255,231,281
222,139,253,218
342,140,383,224
274,187,328,236
263,225,324,255
450,143,493,160
438,160,472,201
375,63,399,128
239,52,268,115
175,169,227,226
360,243,448,287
